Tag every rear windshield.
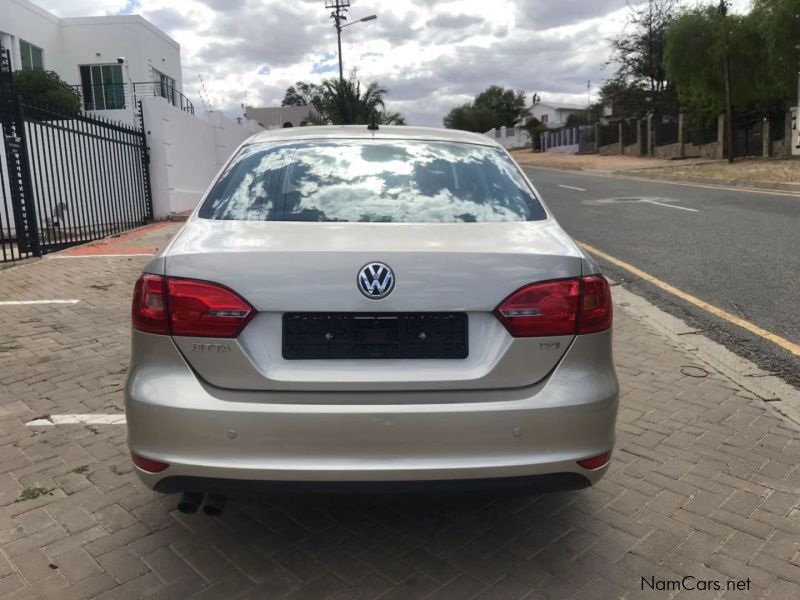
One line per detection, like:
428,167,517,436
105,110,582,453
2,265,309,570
198,140,546,223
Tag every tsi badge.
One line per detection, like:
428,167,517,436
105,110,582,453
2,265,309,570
358,262,395,299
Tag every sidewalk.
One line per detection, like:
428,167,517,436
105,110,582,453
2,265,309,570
511,151,800,194
0,224,799,599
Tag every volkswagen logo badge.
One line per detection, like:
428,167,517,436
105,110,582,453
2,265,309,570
358,263,395,299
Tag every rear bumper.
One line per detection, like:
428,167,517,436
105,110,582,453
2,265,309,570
125,330,618,491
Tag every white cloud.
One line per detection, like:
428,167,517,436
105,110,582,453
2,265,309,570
34,0,750,126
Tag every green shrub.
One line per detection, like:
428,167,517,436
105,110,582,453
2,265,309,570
12,69,81,115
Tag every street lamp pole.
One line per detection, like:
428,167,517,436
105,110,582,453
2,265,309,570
326,1,376,83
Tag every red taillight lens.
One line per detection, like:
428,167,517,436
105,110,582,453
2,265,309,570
167,278,254,338
579,275,613,334
132,274,168,334
494,275,613,338
577,451,612,470
495,279,581,337
131,453,169,473
132,275,254,338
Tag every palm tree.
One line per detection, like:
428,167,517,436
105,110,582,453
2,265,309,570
315,73,405,125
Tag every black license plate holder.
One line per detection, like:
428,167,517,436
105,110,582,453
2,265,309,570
282,313,468,360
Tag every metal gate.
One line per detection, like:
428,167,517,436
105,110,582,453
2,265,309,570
1,47,152,264
731,111,764,159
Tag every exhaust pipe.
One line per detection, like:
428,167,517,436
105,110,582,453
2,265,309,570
203,494,227,517
177,491,203,514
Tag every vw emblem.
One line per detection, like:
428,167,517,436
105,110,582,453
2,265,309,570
358,262,395,299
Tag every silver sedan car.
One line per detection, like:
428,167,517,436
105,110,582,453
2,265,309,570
125,126,618,507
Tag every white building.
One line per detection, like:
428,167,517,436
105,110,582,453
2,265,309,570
1,0,264,219
529,102,586,129
0,0,184,123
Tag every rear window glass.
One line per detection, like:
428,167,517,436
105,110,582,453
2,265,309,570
198,140,546,223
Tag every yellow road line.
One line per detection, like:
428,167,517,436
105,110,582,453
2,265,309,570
524,165,800,199
579,242,800,358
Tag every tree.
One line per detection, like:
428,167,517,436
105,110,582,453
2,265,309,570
522,116,546,151
666,6,768,117
443,104,498,132
281,81,322,107
12,69,81,114
607,0,681,115
314,73,406,125
443,85,530,132
473,85,530,127
753,0,800,103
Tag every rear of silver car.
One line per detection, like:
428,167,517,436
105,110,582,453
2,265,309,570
125,127,618,494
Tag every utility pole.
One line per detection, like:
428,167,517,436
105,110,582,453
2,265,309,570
719,0,734,163
326,0,350,83
587,80,591,126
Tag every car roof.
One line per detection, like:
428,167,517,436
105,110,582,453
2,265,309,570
245,125,502,148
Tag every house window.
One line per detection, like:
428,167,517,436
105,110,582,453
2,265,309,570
79,65,125,110
541,114,549,125
19,40,44,71
154,70,177,106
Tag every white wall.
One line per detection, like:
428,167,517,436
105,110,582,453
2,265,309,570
1,0,182,125
141,96,263,218
484,126,531,150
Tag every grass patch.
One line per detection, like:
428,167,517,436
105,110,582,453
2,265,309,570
71,465,90,475
17,487,50,502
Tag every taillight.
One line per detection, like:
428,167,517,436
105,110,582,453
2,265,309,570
495,275,612,337
168,278,254,338
495,279,581,337
579,276,613,334
132,275,254,338
132,274,168,334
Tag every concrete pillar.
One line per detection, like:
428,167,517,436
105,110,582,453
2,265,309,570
678,113,686,158
618,122,624,155
784,107,794,157
763,117,771,157
647,115,655,156
717,114,726,160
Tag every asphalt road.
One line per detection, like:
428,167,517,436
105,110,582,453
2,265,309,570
524,165,800,386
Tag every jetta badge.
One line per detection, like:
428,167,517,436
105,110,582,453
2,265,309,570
358,262,395,299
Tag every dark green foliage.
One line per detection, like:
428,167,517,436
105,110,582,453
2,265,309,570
12,69,81,114
443,86,530,132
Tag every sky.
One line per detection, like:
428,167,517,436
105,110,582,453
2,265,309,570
37,0,753,126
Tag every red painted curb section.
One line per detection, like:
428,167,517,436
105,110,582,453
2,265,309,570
58,222,180,256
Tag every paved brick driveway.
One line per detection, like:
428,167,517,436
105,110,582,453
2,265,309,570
1,225,799,599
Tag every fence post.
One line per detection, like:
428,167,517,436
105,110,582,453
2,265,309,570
717,114,726,160
647,115,655,156
785,106,794,157
595,123,602,150
137,101,154,223
618,122,624,155
636,120,644,156
762,117,771,158
678,113,686,158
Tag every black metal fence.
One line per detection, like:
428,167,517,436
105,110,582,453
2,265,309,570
621,120,637,147
686,117,719,146
654,116,679,147
598,122,619,146
71,81,195,115
1,47,153,263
